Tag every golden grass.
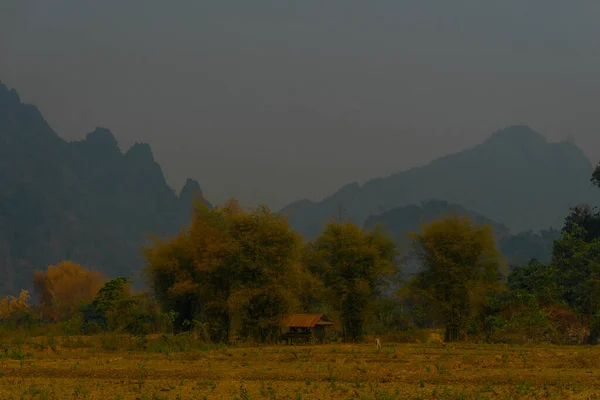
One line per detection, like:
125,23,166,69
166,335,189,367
1,334,600,399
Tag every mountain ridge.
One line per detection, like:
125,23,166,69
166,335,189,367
281,125,599,238
364,199,559,267
0,82,208,295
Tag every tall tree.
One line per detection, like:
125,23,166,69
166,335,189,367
305,222,398,341
551,220,600,315
33,261,104,322
561,204,600,243
144,199,310,343
592,163,600,188
409,215,505,342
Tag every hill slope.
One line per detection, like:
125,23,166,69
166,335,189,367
364,200,510,242
364,200,559,267
282,125,599,238
0,82,209,295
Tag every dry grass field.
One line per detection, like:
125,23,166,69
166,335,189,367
1,333,600,399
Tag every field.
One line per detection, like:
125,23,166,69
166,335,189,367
1,334,600,399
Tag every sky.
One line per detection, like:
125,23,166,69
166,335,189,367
1,1,599,209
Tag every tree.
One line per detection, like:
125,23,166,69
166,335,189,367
0,289,31,324
82,277,149,334
592,163,600,188
506,259,562,305
33,261,104,322
305,221,398,341
409,215,505,342
561,204,600,243
551,221,600,315
144,199,310,343
90,277,131,321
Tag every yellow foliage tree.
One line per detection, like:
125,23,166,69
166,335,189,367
33,261,105,322
409,215,505,342
0,289,31,322
305,221,399,341
144,199,311,343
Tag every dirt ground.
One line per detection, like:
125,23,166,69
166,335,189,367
1,335,599,399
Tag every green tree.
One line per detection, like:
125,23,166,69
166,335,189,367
561,204,600,243
409,215,505,342
506,259,562,305
83,277,145,333
551,221,600,315
305,221,398,342
592,163,600,188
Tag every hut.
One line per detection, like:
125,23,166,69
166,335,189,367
280,313,334,344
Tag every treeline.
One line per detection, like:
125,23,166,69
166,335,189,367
3,166,600,345
1,261,164,336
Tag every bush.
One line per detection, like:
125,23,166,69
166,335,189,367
484,315,505,342
150,332,195,353
100,333,125,351
380,329,430,344
61,313,85,335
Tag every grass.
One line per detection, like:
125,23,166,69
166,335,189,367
0,334,599,399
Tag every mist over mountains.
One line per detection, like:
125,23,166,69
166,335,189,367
1,80,598,295
0,82,208,295
364,200,560,272
281,125,599,239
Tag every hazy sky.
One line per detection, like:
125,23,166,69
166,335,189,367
1,1,599,209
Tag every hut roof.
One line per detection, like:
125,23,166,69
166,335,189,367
282,314,334,328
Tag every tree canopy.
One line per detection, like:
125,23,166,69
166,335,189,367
409,215,505,342
305,221,398,341
144,199,311,343
33,261,104,322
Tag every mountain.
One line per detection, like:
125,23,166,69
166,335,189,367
282,125,599,239
0,82,209,295
498,229,560,266
364,199,510,243
364,200,559,267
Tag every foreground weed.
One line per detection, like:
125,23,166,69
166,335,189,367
435,362,449,375
9,346,26,360
519,348,528,367
236,381,251,400
72,381,90,398
196,379,217,391
137,362,147,391
101,334,123,351
373,388,401,400
22,384,49,399
516,380,532,395
260,381,276,399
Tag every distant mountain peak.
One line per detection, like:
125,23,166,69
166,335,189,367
180,178,203,197
0,82,20,104
125,142,155,162
8,89,20,103
0,83,212,295
84,127,120,152
0,83,61,145
483,125,547,147
282,125,599,238
179,178,211,208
